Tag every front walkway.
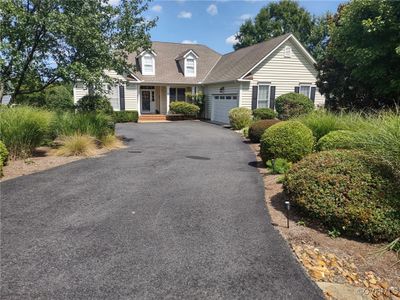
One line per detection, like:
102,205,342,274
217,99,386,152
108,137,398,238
1,121,323,299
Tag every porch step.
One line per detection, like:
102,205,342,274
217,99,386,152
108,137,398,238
139,114,168,122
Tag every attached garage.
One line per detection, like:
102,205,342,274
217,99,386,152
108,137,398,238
211,94,238,124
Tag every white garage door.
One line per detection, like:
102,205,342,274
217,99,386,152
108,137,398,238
211,95,238,124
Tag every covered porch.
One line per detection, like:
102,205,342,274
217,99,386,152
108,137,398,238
138,85,201,115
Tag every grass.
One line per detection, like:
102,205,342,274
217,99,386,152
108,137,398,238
100,134,124,150
55,134,97,156
0,106,55,159
52,112,114,140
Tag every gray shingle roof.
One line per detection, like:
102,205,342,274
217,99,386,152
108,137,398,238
130,42,221,84
129,33,291,84
203,33,291,84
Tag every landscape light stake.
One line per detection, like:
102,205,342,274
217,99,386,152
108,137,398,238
285,201,290,228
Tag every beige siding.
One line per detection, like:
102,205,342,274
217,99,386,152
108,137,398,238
125,83,138,111
241,39,325,107
73,83,88,103
203,82,240,119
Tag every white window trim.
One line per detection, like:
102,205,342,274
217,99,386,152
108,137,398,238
184,55,197,77
284,45,292,58
257,82,271,108
141,53,155,76
299,83,312,98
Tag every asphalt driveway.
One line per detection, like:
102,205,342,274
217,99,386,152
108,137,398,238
1,121,322,299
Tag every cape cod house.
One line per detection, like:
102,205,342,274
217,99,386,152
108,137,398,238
73,33,325,123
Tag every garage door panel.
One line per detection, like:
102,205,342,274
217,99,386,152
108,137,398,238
211,96,238,124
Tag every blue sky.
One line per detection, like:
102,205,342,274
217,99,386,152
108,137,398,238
142,0,343,54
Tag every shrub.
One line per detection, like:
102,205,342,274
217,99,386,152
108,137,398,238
99,134,124,150
275,92,314,120
0,140,9,165
284,150,400,242
260,121,314,163
252,108,278,120
76,94,113,114
113,111,138,123
317,130,358,151
295,110,367,140
44,85,75,111
169,101,200,116
0,106,54,159
53,112,114,139
266,158,292,174
228,107,252,130
242,127,249,138
356,112,400,180
56,134,97,156
248,119,281,143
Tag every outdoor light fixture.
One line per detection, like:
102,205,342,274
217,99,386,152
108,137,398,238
285,201,290,228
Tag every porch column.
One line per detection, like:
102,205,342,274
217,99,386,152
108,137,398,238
166,85,170,114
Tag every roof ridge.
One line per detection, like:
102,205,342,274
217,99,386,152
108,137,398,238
222,33,292,57
151,41,221,56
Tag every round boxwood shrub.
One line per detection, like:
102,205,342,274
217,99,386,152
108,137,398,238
248,119,280,143
228,107,252,130
275,92,314,120
252,108,278,120
76,94,113,114
284,150,400,242
317,130,358,151
169,101,200,116
260,121,314,163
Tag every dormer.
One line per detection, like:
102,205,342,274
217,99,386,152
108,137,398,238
137,50,156,76
176,49,198,77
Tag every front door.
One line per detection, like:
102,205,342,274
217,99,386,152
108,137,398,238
141,90,155,113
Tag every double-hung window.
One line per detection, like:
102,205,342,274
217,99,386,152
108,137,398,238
258,83,270,108
299,84,311,98
142,54,154,75
186,58,195,76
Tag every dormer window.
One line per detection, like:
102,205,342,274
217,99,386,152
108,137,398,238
142,54,155,75
176,49,198,77
138,50,156,76
185,56,196,77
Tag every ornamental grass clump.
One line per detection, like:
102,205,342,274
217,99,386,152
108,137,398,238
55,134,97,157
0,106,54,159
284,150,400,242
260,121,314,163
228,107,252,130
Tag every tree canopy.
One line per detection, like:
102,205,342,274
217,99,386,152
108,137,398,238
234,0,330,60
316,0,400,110
0,0,155,102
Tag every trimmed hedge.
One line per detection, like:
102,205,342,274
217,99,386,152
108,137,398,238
252,108,277,120
260,121,314,163
76,94,113,115
317,130,357,151
275,92,314,120
169,101,200,116
229,107,252,130
113,111,138,123
248,119,280,143
284,150,400,242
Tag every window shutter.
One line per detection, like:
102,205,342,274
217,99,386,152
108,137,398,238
294,86,300,93
252,85,258,110
310,87,316,102
269,86,276,109
119,85,125,111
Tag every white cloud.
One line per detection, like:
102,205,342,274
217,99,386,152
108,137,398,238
182,40,198,44
178,11,192,19
225,34,238,45
207,4,218,16
108,0,120,6
239,14,252,20
151,5,162,13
